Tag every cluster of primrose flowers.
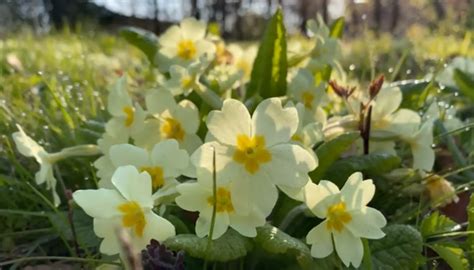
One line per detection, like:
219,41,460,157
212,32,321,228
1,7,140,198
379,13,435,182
12,17,461,268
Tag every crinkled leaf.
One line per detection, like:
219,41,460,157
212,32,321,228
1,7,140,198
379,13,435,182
324,153,401,187
431,244,468,270
370,225,423,270
453,68,474,102
255,224,312,269
247,8,287,99
309,132,359,182
420,211,458,239
120,27,159,64
163,229,252,262
329,17,345,39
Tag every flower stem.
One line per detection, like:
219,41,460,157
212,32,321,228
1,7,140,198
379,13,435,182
195,83,223,110
204,146,218,269
48,144,101,163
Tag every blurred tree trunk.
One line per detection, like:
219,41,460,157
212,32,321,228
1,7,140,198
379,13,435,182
390,0,399,31
432,0,445,20
373,0,382,35
299,0,309,33
45,0,79,29
191,0,200,19
322,0,328,22
151,0,160,33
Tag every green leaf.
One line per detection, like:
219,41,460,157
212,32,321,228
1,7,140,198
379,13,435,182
329,17,345,39
420,211,458,239
120,27,159,64
255,224,312,269
163,229,253,262
370,225,423,269
309,132,359,182
247,8,287,99
467,194,474,265
390,80,430,109
453,68,474,102
324,153,401,187
431,244,468,270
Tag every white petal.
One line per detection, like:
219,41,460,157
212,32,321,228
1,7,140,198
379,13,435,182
229,210,266,238
111,166,153,207
145,89,176,115
159,25,183,49
132,119,162,151
235,175,278,216
206,99,251,146
346,208,386,239
94,217,121,255
306,221,333,258
73,189,124,218
151,139,189,175
181,17,206,40
109,144,149,168
175,100,200,133
195,39,216,59
387,109,421,137
175,182,209,212
181,133,203,155
107,77,132,116
279,177,310,202
95,156,115,189
195,211,230,240
333,229,363,268
412,144,435,171
263,144,317,187
372,86,402,119
252,98,298,146
142,212,176,243
340,172,375,210
12,125,45,160
305,181,340,219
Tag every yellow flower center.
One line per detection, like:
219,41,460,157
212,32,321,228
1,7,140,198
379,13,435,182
140,166,165,190
301,91,314,109
160,117,185,141
177,39,197,60
291,134,304,143
207,187,234,213
117,201,146,237
233,134,271,174
180,76,194,89
123,106,135,127
326,202,352,232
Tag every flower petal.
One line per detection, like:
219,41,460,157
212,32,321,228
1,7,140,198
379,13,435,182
333,229,363,268
340,172,375,210
73,189,125,218
142,212,176,243
175,100,200,133
94,217,121,255
229,210,266,238
145,89,176,115
372,86,402,119
107,77,132,116
151,139,189,175
305,181,340,219
109,144,149,168
263,144,317,188
412,144,435,171
206,99,251,146
175,182,209,212
306,221,333,258
111,166,153,207
252,98,298,146
346,208,386,239
181,17,206,40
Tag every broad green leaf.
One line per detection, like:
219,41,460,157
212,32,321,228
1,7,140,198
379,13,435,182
309,132,359,182
247,8,287,99
370,225,423,269
467,194,474,265
453,68,474,102
420,211,458,239
390,80,430,109
329,17,345,39
120,27,159,64
431,244,468,270
164,229,253,262
324,153,401,187
255,224,312,269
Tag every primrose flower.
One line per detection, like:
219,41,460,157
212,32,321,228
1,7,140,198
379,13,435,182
305,172,386,268
192,98,317,215
157,17,215,70
142,89,202,154
107,140,190,202
94,132,129,189
227,44,257,81
288,69,327,117
175,169,266,239
403,121,435,171
206,65,243,93
424,101,463,132
164,57,210,96
73,165,175,255
106,77,146,138
12,125,60,206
